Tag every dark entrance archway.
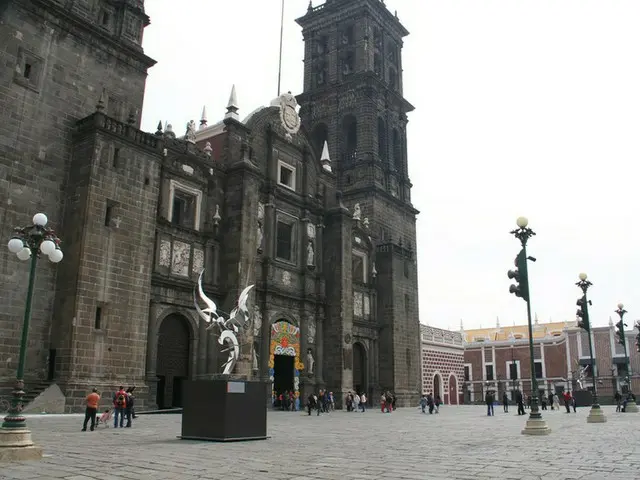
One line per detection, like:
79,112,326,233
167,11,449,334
273,355,294,407
156,314,191,409
449,374,458,405
353,342,367,395
433,373,442,401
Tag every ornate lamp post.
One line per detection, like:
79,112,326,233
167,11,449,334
614,303,637,412
507,217,550,435
575,273,606,423
0,213,62,461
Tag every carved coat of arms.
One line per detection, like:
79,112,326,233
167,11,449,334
278,91,301,137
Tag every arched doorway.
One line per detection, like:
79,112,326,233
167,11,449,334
353,342,367,395
156,314,191,409
269,321,302,410
433,373,442,401
449,374,458,405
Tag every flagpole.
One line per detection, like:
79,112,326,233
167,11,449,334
277,0,285,96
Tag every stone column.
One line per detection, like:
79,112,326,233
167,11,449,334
146,302,160,409
315,310,324,386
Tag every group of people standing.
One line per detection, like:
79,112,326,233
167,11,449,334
81,386,137,431
488,389,578,416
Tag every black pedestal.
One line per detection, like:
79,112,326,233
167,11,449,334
180,379,269,442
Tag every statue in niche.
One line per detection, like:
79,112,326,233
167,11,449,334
253,305,262,337
185,120,196,143
306,240,315,267
257,202,265,252
307,348,315,375
252,347,259,371
257,221,264,252
352,203,362,221
307,319,316,344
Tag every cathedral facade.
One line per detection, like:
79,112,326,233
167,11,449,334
0,0,421,411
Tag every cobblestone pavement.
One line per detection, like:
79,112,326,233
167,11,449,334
1,405,639,480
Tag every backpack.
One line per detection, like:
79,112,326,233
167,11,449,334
116,393,126,408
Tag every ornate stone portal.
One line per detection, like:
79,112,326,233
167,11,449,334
269,321,304,409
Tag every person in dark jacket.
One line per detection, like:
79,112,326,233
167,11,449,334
125,387,135,428
502,392,509,413
485,391,494,416
516,390,525,415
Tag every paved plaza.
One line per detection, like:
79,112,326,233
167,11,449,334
1,405,640,480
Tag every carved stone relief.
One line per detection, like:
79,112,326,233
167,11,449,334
307,318,316,344
159,240,171,267
171,241,191,277
353,292,363,317
364,295,370,316
192,248,204,274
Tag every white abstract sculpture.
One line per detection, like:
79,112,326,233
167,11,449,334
194,270,254,375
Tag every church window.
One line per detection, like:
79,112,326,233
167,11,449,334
388,67,398,90
392,129,402,169
464,365,471,382
377,118,386,161
276,220,295,262
509,362,518,380
95,306,103,330
311,124,328,159
99,9,111,29
342,115,357,164
341,25,354,45
172,192,195,228
14,48,43,91
374,53,382,76
342,53,354,77
352,250,367,283
277,161,296,191
168,180,202,230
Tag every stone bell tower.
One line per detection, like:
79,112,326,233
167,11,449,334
296,0,421,405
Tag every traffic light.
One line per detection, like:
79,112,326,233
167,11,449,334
615,319,627,346
576,295,590,332
507,249,529,302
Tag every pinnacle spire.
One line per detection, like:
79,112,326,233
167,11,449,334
200,106,208,129
225,85,239,120
320,140,332,172
96,89,106,112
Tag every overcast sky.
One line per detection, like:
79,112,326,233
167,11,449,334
141,0,640,331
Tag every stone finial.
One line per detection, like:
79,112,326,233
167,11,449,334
496,316,500,329
609,316,614,327
164,123,175,139
213,205,222,226
534,313,539,326
307,0,313,12
225,84,239,121
200,106,208,129
320,140,332,172
460,319,464,332
363,217,370,229
96,89,106,112
155,121,163,136
371,262,377,278
203,141,213,157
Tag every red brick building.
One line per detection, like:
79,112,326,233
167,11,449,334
420,325,464,404
460,318,640,403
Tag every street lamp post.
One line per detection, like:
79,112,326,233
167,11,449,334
614,304,637,412
508,217,550,435
575,273,606,423
0,213,63,461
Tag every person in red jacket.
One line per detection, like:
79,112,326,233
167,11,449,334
113,386,127,428
563,390,572,413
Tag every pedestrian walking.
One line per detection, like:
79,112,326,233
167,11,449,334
502,392,509,413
